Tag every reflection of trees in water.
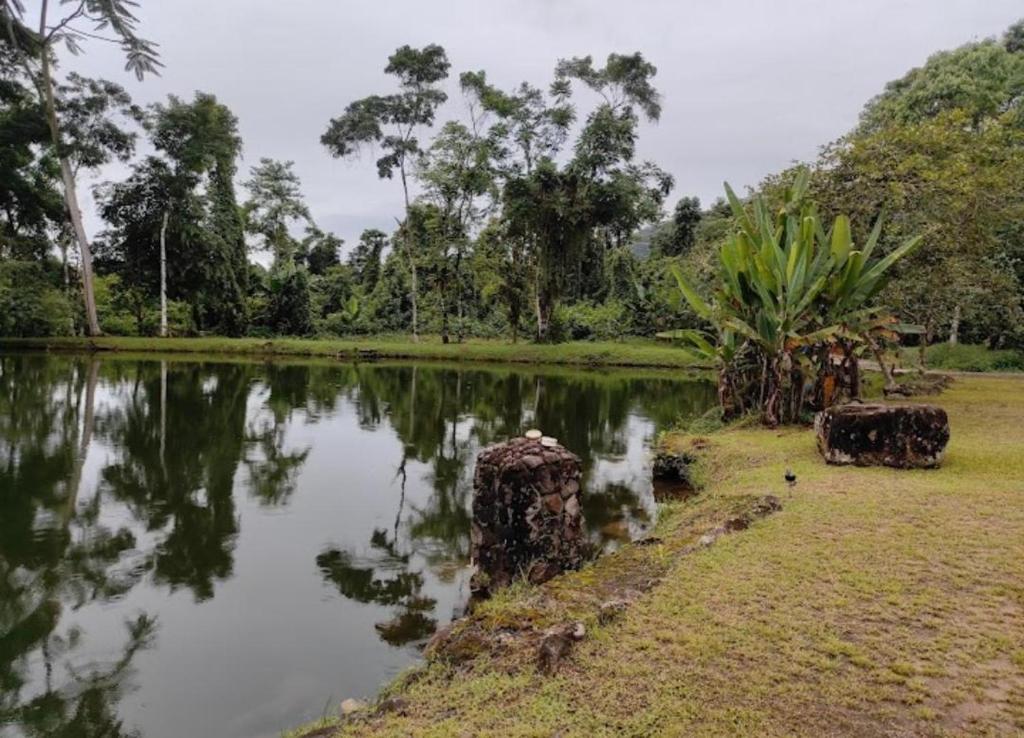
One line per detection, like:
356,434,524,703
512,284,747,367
0,355,156,736
315,364,714,645
244,364,324,506
10,614,157,738
316,528,437,647
100,361,253,601
0,354,715,709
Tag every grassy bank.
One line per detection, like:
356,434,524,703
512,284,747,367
0,335,706,369
900,343,1024,373
298,375,1024,737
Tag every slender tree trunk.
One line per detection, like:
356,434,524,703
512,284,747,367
399,165,418,342
160,210,169,337
440,290,450,344
949,304,960,346
36,8,101,336
454,246,464,343
60,242,75,334
410,262,419,341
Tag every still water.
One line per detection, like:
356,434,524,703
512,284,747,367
0,352,714,738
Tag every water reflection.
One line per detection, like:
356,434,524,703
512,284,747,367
316,528,438,647
0,356,154,736
0,353,714,738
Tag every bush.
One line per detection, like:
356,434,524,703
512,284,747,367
923,343,1024,372
265,265,313,336
551,301,627,341
0,261,73,337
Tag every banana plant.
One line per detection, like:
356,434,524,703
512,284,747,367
668,167,923,425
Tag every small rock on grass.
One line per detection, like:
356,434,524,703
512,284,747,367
377,696,408,715
598,599,629,625
536,622,586,675
340,698,368,717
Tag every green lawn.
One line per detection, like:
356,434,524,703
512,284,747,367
0,335,706,369
296,375,1024,737
900,343,1024,373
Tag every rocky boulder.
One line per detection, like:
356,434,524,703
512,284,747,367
815,403,950,468
471,436,586,595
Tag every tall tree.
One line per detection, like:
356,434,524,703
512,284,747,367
502,52,671,340
99,92,249,336
0,35,63,261
667,196,701,257
858,33,1024,132
347,228,387,293
1,0,160,336
415,120,496,342
243,158,312,266
322,43,450,341
302,227,342,276
243,158,316,335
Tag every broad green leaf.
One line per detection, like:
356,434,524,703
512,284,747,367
669,264,712,320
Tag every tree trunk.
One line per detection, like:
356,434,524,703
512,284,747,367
37,26,101,336
160,210,169,337
949,304,960,346
60,242,75,334
864,333,898,393
410,260,419,341
454,245,464,343
399,165,418,342
440,291,450,344
762,358,782,428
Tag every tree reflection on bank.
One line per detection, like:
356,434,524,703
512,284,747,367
0,353,713,736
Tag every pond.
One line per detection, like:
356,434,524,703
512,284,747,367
0,352,715,738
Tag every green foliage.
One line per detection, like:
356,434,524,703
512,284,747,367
653,196,701,257
0,42,62,261
98,92,250,336
322,44,450,177
243,158,312,265
820,108,1024,347
918,343,1024,372
552,301,627,341
265,265,313,336
347,229,387,293
670,169,921,424
859,35,1024,131
0,261,71,337
303,228,342,276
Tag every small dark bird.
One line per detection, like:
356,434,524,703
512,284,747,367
784,468,797,489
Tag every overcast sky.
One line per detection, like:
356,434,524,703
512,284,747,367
57,0,1022,251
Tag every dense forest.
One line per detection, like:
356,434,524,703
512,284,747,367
1,4,1022,348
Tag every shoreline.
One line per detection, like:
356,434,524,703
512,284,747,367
287,374,1024,737
0,335,708,370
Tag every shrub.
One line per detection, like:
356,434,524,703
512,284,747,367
266,265,313,336
552,301,627,341
0,261,73,337
924,343,1024,372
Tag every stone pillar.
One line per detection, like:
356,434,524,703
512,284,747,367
471,435,585,595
